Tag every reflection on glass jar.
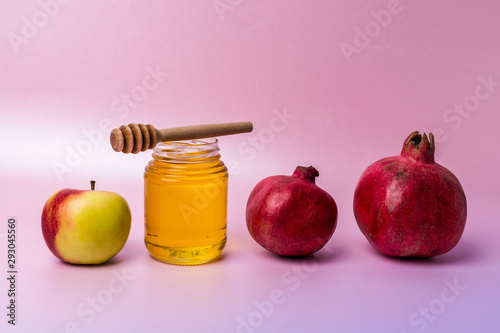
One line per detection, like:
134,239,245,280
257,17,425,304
144,138,228,265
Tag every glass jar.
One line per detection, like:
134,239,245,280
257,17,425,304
144,138,228,265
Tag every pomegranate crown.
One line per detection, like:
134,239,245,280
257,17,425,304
401,131,435,163
292,166,319,183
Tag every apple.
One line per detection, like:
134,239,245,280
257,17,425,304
41,181,131,264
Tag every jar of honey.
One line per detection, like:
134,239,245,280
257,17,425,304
144,138,228,265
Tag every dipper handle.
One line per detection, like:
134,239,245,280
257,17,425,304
110,121,253,154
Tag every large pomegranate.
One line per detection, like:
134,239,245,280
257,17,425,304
246,166,338,256
353,131,466,257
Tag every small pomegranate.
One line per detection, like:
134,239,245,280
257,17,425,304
246,166,338,256
353,131,467,257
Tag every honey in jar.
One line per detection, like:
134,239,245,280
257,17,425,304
144,138,228,265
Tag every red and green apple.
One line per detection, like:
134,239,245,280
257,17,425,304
41,181,131,264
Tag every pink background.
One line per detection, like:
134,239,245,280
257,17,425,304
1,1,499,332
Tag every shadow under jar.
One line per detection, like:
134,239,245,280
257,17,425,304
144,138,228,265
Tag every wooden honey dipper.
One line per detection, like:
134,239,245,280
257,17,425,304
110,121,253,153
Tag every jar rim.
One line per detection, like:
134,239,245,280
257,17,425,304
153,138,220,161
155,137,218,149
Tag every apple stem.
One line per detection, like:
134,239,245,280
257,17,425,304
91,180,95,191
